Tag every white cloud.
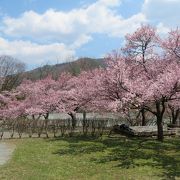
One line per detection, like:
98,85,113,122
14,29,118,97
0,0,148,67
70,34,92,49
107,13,146,37
2,0,146,42
141,0,180,36
142,0,180,27
156,23,170,35
1,0,179,68
98,0,121,7
0,37,75,65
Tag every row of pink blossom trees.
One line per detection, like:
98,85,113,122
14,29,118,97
0,25,179,141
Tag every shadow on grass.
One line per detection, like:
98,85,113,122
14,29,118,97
51,136,180,179
49,135,100,143
51,135,106,155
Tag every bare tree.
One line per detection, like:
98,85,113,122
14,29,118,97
0,55,25,91
37,63,52,80
65,56,80,76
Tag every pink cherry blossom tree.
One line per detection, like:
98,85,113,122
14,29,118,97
160,28,180,126
122,25,158,63
96,25,180,141
55,70,101,129
122,25,159,126
17,75,63,137
121,25,180,140
99,52,180,141
161,28,180,61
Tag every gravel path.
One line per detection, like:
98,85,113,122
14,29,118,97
0,142,15,165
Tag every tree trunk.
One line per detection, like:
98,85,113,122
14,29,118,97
157,115,163,141
172,109,179,125
155,101,166,141
44,113,49,138
141,108,146,126
82,111,87,134
83,111,86,121
69,112,77,129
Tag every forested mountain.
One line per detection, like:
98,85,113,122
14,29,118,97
23,57,104,80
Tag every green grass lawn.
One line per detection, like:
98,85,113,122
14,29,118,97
0,136,179,180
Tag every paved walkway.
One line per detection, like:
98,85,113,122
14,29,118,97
0,142,15,165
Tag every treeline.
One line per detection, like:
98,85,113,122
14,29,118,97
0,25,180,141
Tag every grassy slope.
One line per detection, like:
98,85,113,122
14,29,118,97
0,136,179,180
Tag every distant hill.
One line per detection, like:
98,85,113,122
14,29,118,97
23,57,105,80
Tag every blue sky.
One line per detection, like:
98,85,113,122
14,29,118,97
0,0,179,69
